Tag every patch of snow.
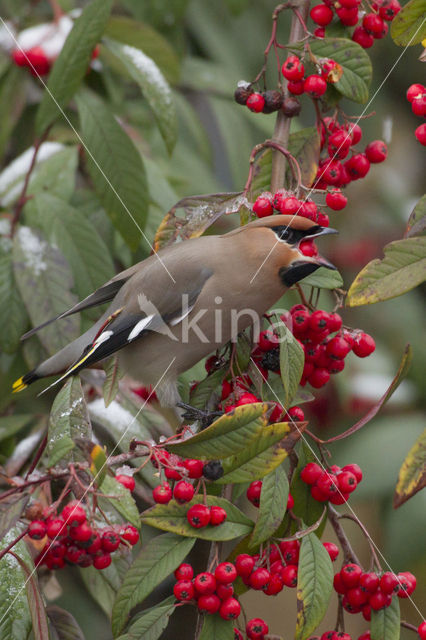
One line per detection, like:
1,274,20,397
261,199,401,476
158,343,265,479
0,21,16,52
382,116,393,144
89,398,136,430
16,16,72,59
16,226,47,276
121,44,172,105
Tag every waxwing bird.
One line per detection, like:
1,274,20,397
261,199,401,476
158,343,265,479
13,215,337,406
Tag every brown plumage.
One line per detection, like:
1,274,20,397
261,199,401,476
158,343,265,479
13,215,337,405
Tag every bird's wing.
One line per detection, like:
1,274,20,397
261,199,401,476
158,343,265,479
39,267,213,394
20,277,130,341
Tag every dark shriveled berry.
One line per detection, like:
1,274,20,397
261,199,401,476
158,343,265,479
261,347,280,372
281,96,301,117
262,90,283,113
203,460,224,480
234,86,252,105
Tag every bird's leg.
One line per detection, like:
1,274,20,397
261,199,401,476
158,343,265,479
176,402,223,430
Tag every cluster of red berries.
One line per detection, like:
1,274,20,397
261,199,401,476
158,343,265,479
312,631,369,639
252,306,375,391
173,562,241,620
301,462,362,504
12,46,51,76
333,563,417,620
27,500,139,571
253,187,332,224
234,83,287,115
317,117,387,190
282,54,342,99
406,83,426,146
309,0,400,49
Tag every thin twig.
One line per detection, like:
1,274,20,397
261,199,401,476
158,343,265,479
328,505,362,567
338,513,382,571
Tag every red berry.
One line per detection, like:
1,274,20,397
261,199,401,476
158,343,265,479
329,491,349,506
363,12,385,36
323,542,339,561
304,74,327,98
281,564,298,587
173,480,195,504
87,533,102,554
215,562,237,584
380,571,398,594
299,239,318,257
236,392,259,407
279,540,300,565
287,406,305,422
164,466,182,481
360,571,380,592
235,554,255,578
328,358,345,374
311,3,334,25
311,484,329,502
418,621,426,640
174,563,194,581
258,330,279,351
48,541,66,559
314,26,325,37
345,153,370,179
219,597,241,620
365,140,387,163
194,571,216,595
337,471,358,493
93,553,112,570
279,195,301,215
234,629,244,640
321,633,339,640
253,195,274,218
406,83,425,102
287,493,295,510
198,594,221,614
317,472,339,499
319,159,343,185
415,123,426,145
153,482,172,504
353,332,375,357
369,590,391,610
342,463,363,483
379,0,401,20
25,46,51,76
210,505,227,526
395,571,416,597
308,367,330,388
120,525,139,546
282,55,305,81
46,518,66,539
174,579,195,601
249,567,270,591
270,402,284,423
333,572,347,594
28,520,46,540
65,545,84,564
337,6,359,25
347,586,369,607
187,504,211,528
61,501,86,527
352,26,374,48
340,563,362,588
101,530,120,552
288,79,305,95
326,188,348,210
45,555,65,570
264,572,284,595
217,583,234,600
328,129,352,159
301,462,323,485
347,122,362,144
115,474,135,491
70,522,93,543
247,93,265,113
362,604,372,621
247,480,262,507
326,335,352,359
246,618,269,640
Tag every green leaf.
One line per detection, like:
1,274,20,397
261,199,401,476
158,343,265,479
0,495,29,540
115,597,175,640
405,193,426,238
27,147,78,202
36,0,113,133
290,442,325,529
347,236,426,306
250,466,289,547
27,192,115,303
47,605,85,640
104,16,180,83
301,267,344,290
394,428,426,508
76,91,149,251
391,0,426,45
166,402,269,459
79,565,116,618
295,37,372,104
287,127,321,188
277,319,304,407
98,475,140,529
198,615,234,640
0,66,27,160
0,248,28,354
216,420,306,484
104,38,177,154
189,367,227,409
371,594,400,640
112,533,195,636
0,415,33,443
0,528,33,640
295,532,334,640
103,356,124,408
11,552,49,640
13,226,80,354
140,495,253,541
47,378,91,468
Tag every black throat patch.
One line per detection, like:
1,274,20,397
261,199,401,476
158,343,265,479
279,261,320,287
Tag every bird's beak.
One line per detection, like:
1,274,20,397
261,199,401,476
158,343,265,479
303,226,339,241
312,254,337,270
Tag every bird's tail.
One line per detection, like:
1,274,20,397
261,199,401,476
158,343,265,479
12,370,40,393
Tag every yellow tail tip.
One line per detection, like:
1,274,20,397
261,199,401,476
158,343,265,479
12,377,27,393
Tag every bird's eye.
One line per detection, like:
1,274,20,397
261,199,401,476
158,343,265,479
280,228,290,240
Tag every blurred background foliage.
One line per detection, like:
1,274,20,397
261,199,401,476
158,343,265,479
0,0,424,638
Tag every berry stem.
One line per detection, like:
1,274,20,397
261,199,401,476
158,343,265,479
328,505,362,566
400,620,419,634
270,0,311,193
338,513,383,571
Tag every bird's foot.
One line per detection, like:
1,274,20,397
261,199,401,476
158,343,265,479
176,402,223,429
